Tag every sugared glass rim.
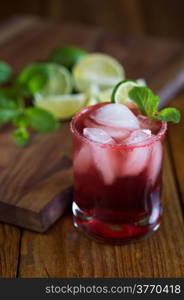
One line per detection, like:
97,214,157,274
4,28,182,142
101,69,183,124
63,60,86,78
70,102,167,150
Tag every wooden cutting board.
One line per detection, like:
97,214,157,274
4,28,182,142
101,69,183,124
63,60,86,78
0,17,184,232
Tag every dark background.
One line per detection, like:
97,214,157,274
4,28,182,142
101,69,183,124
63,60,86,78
1,0,184,39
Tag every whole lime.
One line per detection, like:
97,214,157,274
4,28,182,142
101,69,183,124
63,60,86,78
48,46,87,69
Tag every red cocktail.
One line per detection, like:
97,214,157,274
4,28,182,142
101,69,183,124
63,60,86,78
70,102,167,243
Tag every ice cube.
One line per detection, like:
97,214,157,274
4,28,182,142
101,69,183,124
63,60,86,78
120,146,150,177
91,145,118,185
74,144,92,174
119,130,152,176
148,141,162,185
91,103,139,129
84,117,130,143
83,128,114,144
83,127,118,184
124,129,151,145
104,127,130,143
82,125,118,184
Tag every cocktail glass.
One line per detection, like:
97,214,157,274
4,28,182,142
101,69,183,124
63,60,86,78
70,103,167,243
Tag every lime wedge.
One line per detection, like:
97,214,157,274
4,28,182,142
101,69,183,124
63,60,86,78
73,53,125,92
17,63,73,96
34,93,87,120
111,79,145,104
48,46,87,69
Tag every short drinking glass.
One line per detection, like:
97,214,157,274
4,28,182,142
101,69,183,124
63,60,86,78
70,103,167,243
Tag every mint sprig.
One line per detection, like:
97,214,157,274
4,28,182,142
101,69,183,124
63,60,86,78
0,87,59,146
0,61,60,147
128,86,180,123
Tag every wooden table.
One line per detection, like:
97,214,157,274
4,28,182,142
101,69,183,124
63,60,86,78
0,16,184,278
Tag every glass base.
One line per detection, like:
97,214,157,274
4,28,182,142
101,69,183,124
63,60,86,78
72,202,161,244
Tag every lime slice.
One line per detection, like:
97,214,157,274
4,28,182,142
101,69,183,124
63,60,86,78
17,63,73,96
34,93,87,120
111,80,141,104
48,46,87,69
40,63,73,95
73,53,125,92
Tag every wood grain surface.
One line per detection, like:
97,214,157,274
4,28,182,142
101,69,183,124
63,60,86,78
0,16,183,277
18,150,184,278
0,124,74,232
1,1,184,40
167,92,184,208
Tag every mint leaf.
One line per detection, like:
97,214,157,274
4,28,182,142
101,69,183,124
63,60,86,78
13,127,29,146
0,61,12,83
25,107,59,132
128,85,181,123
17,63,49,95
12,114,28,127
28,73,48,94
128,87,159,117
154,107,181,123
0,109,21,122
0,88,22,122
0,88,22,109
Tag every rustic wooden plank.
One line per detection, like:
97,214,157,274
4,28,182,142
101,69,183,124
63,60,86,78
18,148,184,277
0,17,43,278
98,32,183,80
0,125,73,232
0,22,101,72
141,0,184,38
167,91,184,209
46,0,145,34
0,16,41,45
0,23,52,71
118,0,145,34
0,125,18,170
0,224,21,278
